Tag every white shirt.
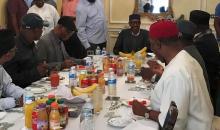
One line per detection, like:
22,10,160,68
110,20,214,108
76,0,107,49
27,3,60,36
0,65,24,110
150,50,213,130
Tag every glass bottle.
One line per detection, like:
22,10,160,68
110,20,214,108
116,59,124,76
49,102,61,130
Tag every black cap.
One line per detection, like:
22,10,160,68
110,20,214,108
189,10,210,26
58,16,76,32
0,29,15,57
129,14,141,21
176,20,196,40
21,13,48,29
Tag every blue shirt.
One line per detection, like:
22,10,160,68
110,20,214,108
215,3,220,17
76,0,107,49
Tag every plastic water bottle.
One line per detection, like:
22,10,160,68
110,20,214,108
69,66,77,88
101,47,107,55
80,98,94,130
95,46,101,55
83,98,94,114
108,71,117,96
80,108,94,130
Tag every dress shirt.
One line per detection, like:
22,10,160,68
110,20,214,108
0,65,24,110
62,0,79,17
27,3,60,36
3,34,42,88
37,31,84,69
76,0,107,49
150,50,213,130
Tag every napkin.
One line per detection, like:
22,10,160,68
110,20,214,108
122,121,157,130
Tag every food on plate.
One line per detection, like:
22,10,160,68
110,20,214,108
124,98,150,107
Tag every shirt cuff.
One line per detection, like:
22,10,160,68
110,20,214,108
0,97,16,110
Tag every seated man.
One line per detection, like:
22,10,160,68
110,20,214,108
190,10,220,115
133,20,213,130
4,13,48,88
0,29,24,110
37,16,84,70
113,14,151,55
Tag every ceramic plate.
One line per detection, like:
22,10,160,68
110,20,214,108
108,117,132,128
0,112,6,120
30,88,47,94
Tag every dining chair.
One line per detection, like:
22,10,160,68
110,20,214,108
161,101,178,130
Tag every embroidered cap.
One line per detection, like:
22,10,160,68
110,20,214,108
149,20,179,40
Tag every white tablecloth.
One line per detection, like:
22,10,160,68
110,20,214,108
0,72,159,130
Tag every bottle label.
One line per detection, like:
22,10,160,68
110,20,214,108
108,79,116,85
69,73,76,78
50,120,60,129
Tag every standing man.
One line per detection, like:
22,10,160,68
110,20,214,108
0,29,24,110
62,0,79,17
214,3,220,44
76,0,107,53
132,20,213,130
28,0,60,36
113,14,150,55
4,13,48,88
6,0,29,35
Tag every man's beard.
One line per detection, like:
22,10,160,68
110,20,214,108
87,0,96,3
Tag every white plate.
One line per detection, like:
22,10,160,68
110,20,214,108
30,88,46,94
0,112,7,120
122,98,150,107
108,117,132,128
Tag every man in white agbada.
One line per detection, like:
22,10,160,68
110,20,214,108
132,20,213,130
27,0,60,36
0,29,24,110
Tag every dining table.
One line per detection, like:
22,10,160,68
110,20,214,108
0,56,159,130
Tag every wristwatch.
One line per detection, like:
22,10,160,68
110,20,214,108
144,112,150,119
15,98,21,107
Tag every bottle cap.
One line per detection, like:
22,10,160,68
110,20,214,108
48,94,55,99
25,100,33,104
86,98,92,103
46,100,54,105
71,66,76,70
57,99,64,104
51,102,59,109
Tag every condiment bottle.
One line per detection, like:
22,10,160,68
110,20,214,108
116,59,124,76
49,102,61,130
25,99,36,129
57,99,68,128
50,71,60,89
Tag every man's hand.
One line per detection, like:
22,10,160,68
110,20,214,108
132,100,148,117
140,67,155,81
37,62,48,77
62,59,76,69
147,60,164,76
